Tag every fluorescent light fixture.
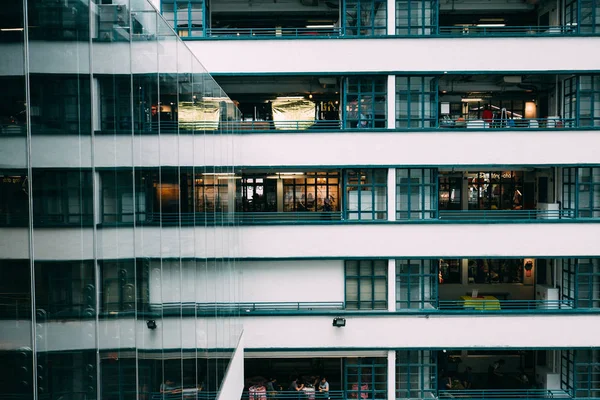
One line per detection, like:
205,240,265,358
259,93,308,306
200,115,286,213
275,96,305,100
477,24,506,27
279,172,305,175
202,172,236,176
306,25,335,28
1,28,24,32
217,176,241,180
461,98,483,102
479,18,505,22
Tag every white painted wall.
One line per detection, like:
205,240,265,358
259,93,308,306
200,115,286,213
216,332,245,400
2,130,599,170
2,314,600,351
186,37,600,74
147,259,343,304
3,223,598,261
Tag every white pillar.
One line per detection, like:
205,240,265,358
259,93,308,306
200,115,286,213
387,350,396,400
387,75,396,129
387,168,396,222
388,259,396,311
276,178,284,212
387,0,396,35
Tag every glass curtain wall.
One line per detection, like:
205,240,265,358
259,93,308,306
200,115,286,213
0,1,241,400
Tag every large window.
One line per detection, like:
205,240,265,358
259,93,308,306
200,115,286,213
396,1,437,35
37,351,96,400
345,358,387,399
396,168,437,220
0,260,30,319
282,172,340,212
562,167,600,218
345,169,387,220
562,259,600,308
466,171,524,211
396,259,437,309
0,171,29,227
564,75,600,128
162,0,205,37
35,261,95,319
396,76,438,128
345,260,387,310
29,75,91,135
237,175,277,212
396,351,437,399
578,0,600,34
195,174,229,212
344,0,387,36
345,77,387,129
100,260,149,313
579,75,600,127
101,170,147,224
32,169,93,226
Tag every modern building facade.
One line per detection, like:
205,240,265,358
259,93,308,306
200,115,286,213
0,1,243,400
156,0,599,399
2,0,600,400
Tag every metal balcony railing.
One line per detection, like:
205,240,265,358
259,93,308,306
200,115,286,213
438,389,570,399
242,390,345,399
438,25,577,36
206,27,343,38
148,302,345,315
438,299,575,311
437,209,570,221
138,211,343,225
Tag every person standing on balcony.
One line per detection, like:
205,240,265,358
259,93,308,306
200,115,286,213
289,377,304,392
318,377,330,399
482,105,493,128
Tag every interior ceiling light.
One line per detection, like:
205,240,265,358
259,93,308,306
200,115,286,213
461,98,484,102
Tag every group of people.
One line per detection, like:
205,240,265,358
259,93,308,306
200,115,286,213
247,376,330,399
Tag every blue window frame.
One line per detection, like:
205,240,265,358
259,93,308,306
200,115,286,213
396,168,438,220
564,75,600,128
344,0,387,36
0,170,29,227
344,357,387,399
397,350,437,399
344,76,387,129
396,76,438,128
573,349,600,398
161,0,205,38
562,167,600,218
32,169,94,226
345,260,387,310
396,0,438,36
396,259,438,310
34,260,96,320
344,169,387,220
561,258,600,308
579,0,600,34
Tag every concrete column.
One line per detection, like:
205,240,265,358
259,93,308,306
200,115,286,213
387,0,396,35
387,168,396,221
388,259,396,311
387,75,396,129
387,350,396,400
276,178,284,212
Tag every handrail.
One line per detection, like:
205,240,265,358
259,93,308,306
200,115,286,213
136,211,343,225
438,209,569,221
438,299,575,311
149,301,345,314
206,27,343,38
438,25,577,36
150,391,218,400
439,117,576,129
241,390,345,399
438,389,569,398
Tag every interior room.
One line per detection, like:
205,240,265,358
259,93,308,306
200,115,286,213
215,76,342,130
438,0,562,34
437,349,544,390
207,0,340,36
437,74,564,128
437,258,541,308
437,168,555,214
